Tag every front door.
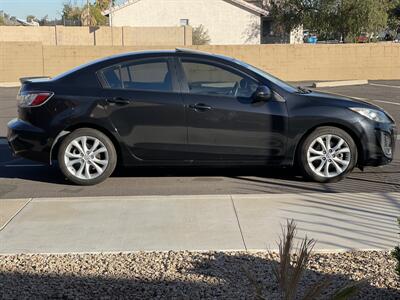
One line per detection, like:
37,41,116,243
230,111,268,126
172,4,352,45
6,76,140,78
99,57,187,161
178,58,288,163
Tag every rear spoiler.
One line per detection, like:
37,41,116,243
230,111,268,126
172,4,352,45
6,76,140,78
20,76,51,84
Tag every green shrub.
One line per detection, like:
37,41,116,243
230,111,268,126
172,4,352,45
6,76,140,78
192,24,211,45
392,218,400,277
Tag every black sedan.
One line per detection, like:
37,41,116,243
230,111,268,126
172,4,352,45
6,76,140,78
7,48,396,185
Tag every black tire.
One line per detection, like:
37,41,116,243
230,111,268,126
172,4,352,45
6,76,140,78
58,128,117,186
298,126,358,183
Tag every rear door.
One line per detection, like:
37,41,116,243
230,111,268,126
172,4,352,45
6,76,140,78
98,56,187,161
177,57,288,163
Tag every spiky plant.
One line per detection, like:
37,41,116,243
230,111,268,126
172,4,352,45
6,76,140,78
247,219,362,300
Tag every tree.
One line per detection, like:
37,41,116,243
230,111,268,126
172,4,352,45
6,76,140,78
266,0,389,42
266,0,314,34
0,15,4,26
26,15,37,23
91,2,109,25
38,15,49,26
96,0,115,11
81,3,108,26
62,2,83,25
319,0,389,42
388,0,400,31
192,24,211,45
80,4,97,26
63,1,110,26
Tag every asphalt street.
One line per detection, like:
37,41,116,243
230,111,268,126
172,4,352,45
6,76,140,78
1,82,399,199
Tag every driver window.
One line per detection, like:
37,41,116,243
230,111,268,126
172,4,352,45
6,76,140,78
181,60,258,98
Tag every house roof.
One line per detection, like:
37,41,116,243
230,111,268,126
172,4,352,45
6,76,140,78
103,0,268,16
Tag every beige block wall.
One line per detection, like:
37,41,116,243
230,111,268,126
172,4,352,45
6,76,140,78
0,42,43,82
93,27,124,46
1,43,400,82
0,26,190,46
55,26,95,46
0,26,56,45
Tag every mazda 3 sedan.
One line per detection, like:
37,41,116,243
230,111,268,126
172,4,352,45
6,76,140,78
7,49,396,185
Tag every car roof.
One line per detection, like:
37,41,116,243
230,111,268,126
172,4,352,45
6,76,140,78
97,48,234,62
53,48,237,81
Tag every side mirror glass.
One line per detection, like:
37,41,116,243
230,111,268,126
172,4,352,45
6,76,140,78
252,86,272,103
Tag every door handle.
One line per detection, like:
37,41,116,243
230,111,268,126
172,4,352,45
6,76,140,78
106,97,130,105
189,103,212,111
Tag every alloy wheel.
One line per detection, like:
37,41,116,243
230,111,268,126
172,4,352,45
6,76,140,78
64,136,109,180
307,134,351,178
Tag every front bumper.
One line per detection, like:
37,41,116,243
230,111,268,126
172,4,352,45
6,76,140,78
359,121,396,167
7,118,52,163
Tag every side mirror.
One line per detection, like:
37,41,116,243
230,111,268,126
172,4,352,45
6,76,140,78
252,86,272,103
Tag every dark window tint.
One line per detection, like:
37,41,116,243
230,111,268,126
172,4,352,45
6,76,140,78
101,59,172,92
102,66,123,89
181,60,258,97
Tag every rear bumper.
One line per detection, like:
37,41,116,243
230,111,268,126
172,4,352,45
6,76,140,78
7,118,51,163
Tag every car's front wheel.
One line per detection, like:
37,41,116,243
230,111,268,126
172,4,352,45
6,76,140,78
58,128,117,185
298,126,358,183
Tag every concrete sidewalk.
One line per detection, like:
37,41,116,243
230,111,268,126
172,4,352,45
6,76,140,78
0,193,399,254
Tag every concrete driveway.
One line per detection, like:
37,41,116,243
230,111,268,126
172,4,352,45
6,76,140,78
1,192,399,253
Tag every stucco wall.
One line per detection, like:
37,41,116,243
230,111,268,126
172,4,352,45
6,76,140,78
1,43,399,83
110,0,261,45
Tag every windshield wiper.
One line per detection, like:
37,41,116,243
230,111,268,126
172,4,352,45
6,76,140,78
297,86,312,94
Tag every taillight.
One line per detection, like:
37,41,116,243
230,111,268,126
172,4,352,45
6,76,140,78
17,91,54,107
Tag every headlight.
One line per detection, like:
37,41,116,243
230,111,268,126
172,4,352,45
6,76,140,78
349,107,392,123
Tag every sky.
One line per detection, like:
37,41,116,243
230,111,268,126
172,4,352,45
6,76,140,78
0,0,124,20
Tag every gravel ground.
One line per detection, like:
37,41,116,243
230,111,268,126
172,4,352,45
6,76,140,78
0,251,399,299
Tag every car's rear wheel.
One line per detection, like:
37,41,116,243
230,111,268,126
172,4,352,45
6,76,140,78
298,126,357,183
58,128,117,185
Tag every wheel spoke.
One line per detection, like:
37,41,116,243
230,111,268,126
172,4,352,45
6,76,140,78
332,139,344,151
317,137,327,151
71,140,84,154
336,147,350,154
331,160,343,174
90,161,103,174
93,147,107,156
309,155,324,162
92,157,108,166
76,162,85,177
84,163,91,179
91,139,100,152
323,161,331,177
67,159,81,167
65,152,81,159
325,134,332,150
309,148,323,155
316,159,326,172
81,136,88,153
333,157,349,166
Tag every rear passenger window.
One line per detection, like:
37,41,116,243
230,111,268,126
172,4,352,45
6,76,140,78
100,59,172,92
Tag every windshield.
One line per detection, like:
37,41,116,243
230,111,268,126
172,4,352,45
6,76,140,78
232,59,298,93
